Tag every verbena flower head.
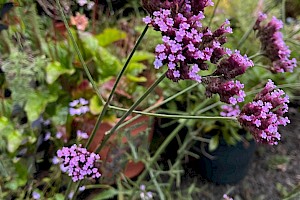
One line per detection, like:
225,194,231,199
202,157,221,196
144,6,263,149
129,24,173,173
57,144,101,182
77,130,89,140
143,0,253,90
32,191,41,200
204,78,245,105
254,13,297,73
142,0,213,15
213,50,254,79
238,80,290,145
223,194,234,200
69,98,89,116
77,0,87,6
140,185,153,200
220,105,241,117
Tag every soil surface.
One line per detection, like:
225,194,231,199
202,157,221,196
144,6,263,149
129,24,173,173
181,107,300,200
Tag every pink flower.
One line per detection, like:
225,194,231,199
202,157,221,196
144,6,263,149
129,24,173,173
70,12,89,31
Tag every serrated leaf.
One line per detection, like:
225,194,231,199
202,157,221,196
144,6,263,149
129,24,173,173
96,28,127,47
46,61,75,84
92,188,118,200
209,135,219,151
89,95,103,115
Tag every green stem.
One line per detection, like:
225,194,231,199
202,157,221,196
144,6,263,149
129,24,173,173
135,99,221,188
70,181,81,200
95,72,166,153
248,52,264,59
208,0,221,27
85,25,149,149
282,0,286,24
247,83,300,96
114,82,200,131
64,181,73,200
138,121,187,184
237,20,256,49
107,106,236,120
56,0,104,104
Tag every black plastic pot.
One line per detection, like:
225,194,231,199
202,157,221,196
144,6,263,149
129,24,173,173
197,135,256,185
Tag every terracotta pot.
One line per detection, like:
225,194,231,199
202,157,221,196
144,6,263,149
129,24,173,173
89,115,153,179
73,114,154,182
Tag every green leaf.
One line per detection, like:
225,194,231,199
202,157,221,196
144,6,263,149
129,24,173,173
92,188,118,200
126,62,147,75
96,47,122,78
89,95,103,115
54,194,65,200
46,61,75,84
24,89,58,122
283,184,300,200
96,28,127,47
7,129,23,153
81,33,99,55
0,117,23,153
51,105,69,126
209,135,219,152
126,74,147,83
131,51,154,62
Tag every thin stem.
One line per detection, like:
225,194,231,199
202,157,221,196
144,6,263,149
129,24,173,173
70,181,81,200
237,20,256,49
56,0,105,104
208,0,221,27
107,106,236,120
114,82,200,131
64,181,73,200
137,121,187,184
248,52,264,59
85,25,149,149
95,72,166,153
282,0,286,24
135,99,221,188
247,83,300,96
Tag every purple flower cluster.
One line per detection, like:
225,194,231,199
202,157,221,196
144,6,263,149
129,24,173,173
254,13,297,73
142,0,214,16
220,105,241,117
223,194,234,200
143,0,253,104
213,50,254,79
238,80,290,145
69,98,89,116
77,130,89,140
205,78,246,105
140,185,153,200
57,144,101,182
143,1,236,82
